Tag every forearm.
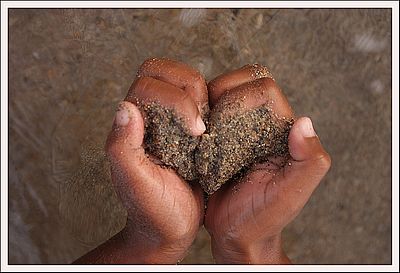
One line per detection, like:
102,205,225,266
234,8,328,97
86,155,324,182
73,226,186,264
211,233,291,264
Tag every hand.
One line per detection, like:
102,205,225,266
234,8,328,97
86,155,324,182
204,65,331,264
74,58,207,264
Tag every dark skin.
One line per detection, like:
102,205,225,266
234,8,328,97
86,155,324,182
205,65,331,264
74,58,331,264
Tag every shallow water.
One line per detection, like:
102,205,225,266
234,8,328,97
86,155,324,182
9,8,392,264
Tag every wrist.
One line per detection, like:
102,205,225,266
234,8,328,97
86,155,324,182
123,221,195,264
211,233,291,264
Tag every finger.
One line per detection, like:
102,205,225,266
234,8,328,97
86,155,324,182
208,64,274,106
125,76,206,136
212,77,294,119
138,58,208,114
279,117,331,202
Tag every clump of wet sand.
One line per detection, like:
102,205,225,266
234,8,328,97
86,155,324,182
140,103,200,181
140,102,293,194
196,104,293,194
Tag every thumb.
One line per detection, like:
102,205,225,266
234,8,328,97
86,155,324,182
105,101,203,233
106,101,146,162
105,101,159,207
284,117,331,194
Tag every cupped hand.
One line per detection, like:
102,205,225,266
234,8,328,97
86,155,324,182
103,58,207,264
204,65,331,264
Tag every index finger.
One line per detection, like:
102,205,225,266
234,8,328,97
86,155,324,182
138,58,209,115
213,77,294,120
208,63,274,106
125,76,206,136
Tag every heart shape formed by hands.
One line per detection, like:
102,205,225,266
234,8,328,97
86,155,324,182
126,59,294,194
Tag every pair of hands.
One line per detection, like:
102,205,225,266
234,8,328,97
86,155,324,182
74,58,331,264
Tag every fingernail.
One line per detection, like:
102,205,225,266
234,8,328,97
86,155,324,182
196,115,206,133
299,117,316,138
115,104,130,127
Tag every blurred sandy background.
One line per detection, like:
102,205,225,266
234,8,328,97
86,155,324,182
9,9,392,264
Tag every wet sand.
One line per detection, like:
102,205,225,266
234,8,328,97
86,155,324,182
140,102,292,194
141,103,200,181
196,104,292,194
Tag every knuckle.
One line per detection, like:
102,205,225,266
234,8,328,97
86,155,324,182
257,77,276,91
314,151,332,172
127,77,152,102
192,72,205,84
138,57,161,73
127,78,141,100
104,139,119,160
132,76,148,89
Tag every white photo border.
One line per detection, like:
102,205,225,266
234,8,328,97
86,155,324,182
1,1,398,272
